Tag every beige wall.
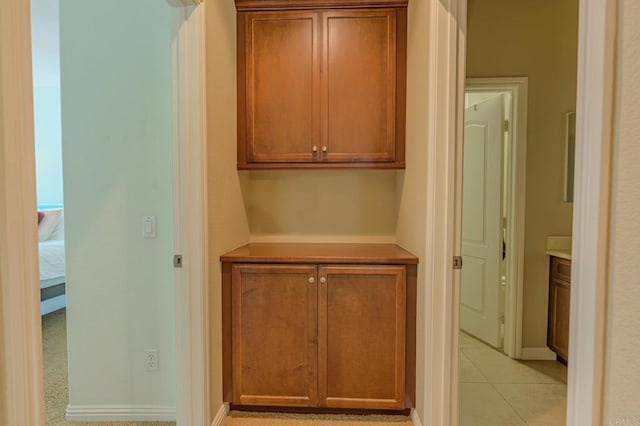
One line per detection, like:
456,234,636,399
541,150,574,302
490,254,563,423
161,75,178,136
205,0,251,413
0,276,6,426
466,0,579,347
242,170,399,242
603,0,640,422
396,0,431,418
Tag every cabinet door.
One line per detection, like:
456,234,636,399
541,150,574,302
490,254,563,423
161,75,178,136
318,265,405,409
548,278,570,361
244,12,320,163
322,10,396,163
232,264,318,406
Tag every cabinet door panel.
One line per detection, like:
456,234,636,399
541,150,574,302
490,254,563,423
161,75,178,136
232,264,318,406
245,12,319,163
322,10,396,163
318,265,405,409
549,278,570,361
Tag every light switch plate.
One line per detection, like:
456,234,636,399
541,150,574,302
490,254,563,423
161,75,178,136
142,216,156,238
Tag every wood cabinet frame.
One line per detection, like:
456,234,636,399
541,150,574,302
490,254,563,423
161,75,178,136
547,256,571,363
317,265,406,409
241,11,320,165
236,2,407,170
231,264,319,406
221,243,417,412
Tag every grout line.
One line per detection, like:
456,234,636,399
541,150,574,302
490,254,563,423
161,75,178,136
488,382,529,425
458,351,489,383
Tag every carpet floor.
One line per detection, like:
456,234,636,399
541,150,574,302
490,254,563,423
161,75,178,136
43,310,412,426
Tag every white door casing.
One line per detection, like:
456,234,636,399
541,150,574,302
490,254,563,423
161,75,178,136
0,0,614,425
460,95,504,348
170,2,210,425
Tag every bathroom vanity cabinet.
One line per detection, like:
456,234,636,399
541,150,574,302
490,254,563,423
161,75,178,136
547,255,571,364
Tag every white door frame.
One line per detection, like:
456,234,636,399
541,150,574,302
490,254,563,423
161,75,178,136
1,0,617,424
464,77,528,359
422,0,615,425
170,1,210,425
0,0,211,424
566,0,616,424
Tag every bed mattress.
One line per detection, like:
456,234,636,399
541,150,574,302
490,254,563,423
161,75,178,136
39,239,65,285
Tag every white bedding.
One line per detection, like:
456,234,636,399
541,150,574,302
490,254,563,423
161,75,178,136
39,239,66,284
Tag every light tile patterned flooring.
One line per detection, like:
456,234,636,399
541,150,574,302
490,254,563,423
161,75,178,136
459,332,568,426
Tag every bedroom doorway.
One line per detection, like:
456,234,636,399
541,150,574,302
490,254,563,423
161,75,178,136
31,0,66,317
2,0,208,421
30,0,70,421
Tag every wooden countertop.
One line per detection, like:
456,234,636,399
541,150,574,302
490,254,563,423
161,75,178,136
220,242,419,265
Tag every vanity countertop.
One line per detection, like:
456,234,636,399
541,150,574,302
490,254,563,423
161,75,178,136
545,235,572,260
545,249,572,260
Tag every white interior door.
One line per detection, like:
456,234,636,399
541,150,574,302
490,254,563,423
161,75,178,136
460,95,503,348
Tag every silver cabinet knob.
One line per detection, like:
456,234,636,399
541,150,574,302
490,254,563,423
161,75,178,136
320,277,326,284
308,277,315,284
321,146,327,152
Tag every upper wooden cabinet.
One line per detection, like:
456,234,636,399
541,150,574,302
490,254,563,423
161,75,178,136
236,0,408,169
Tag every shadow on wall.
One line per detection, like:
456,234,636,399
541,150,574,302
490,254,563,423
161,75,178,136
240,170,403,238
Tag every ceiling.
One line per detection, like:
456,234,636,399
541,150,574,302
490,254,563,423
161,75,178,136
31,0,60,87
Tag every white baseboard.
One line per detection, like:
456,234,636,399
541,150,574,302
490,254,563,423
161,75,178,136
410,408,423,426
211,403,230,426
520,346,557,360
65,405,176,422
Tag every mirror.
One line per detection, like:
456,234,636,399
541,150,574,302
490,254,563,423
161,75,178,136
564,111,576,202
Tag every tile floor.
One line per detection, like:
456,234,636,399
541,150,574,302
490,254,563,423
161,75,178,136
459,332,568,426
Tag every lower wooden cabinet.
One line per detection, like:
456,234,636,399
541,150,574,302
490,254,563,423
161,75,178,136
221,243,417,412
547,256,571,363
231,264,318,407
319,265,405,409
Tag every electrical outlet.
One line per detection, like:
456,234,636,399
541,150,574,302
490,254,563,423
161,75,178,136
144,349,159,371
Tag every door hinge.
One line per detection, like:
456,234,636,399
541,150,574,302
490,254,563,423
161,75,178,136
504,119,510,132
173,254,183,268
453,256,463,270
